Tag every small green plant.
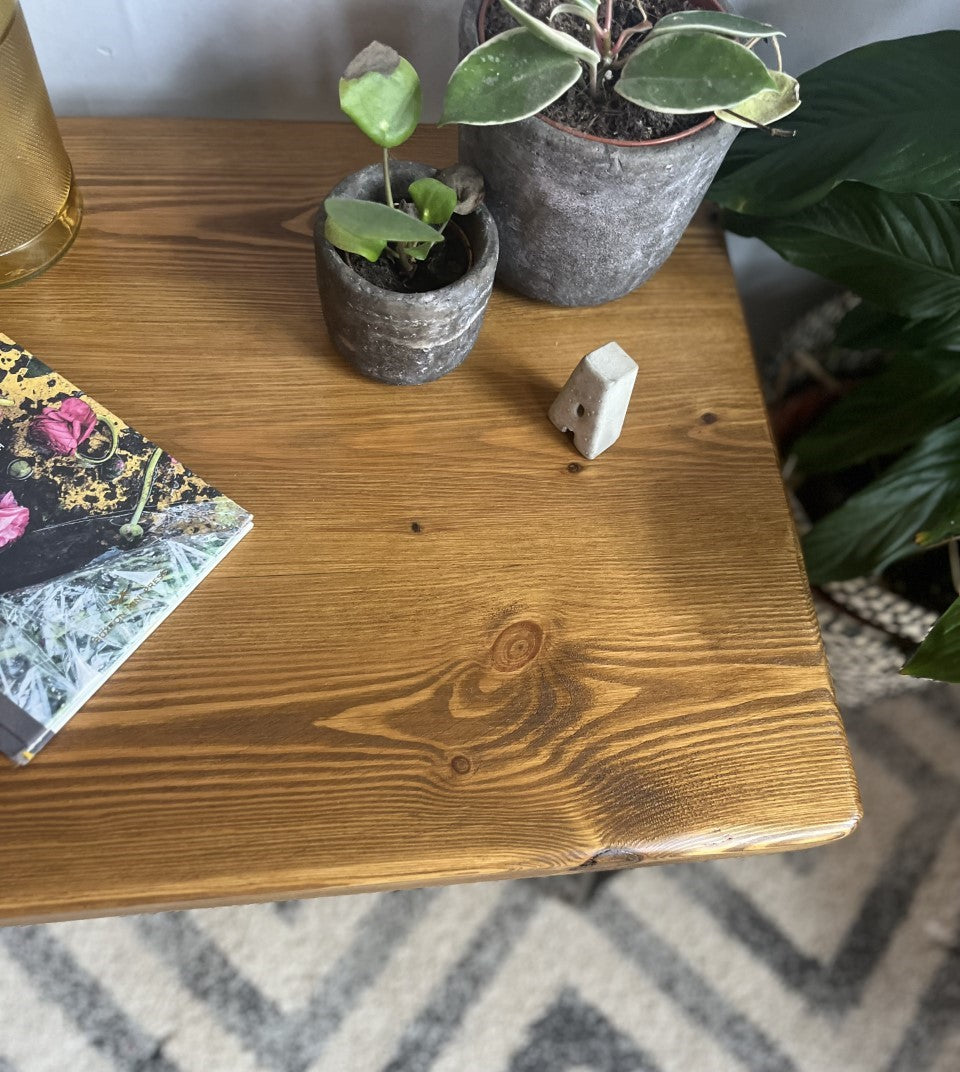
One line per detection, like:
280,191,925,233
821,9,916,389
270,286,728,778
325,42,463,273
442,1,798,131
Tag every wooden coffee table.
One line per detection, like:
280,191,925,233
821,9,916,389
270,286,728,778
0,120,860,925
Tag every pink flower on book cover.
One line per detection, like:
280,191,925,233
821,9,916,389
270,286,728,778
29,396,97,455
0,491,29,549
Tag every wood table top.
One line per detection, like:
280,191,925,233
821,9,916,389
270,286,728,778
0,119,860,925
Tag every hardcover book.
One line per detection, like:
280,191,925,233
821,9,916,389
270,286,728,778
0,334,252,764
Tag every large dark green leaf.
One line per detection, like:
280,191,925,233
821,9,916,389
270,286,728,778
795,353,960,474
803,419,960,583
902,596,960,682
617,32,774,114
836,303,960,353
709,32,960,215
722,186,960,322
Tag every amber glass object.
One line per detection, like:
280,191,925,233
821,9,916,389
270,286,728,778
0,0,81,287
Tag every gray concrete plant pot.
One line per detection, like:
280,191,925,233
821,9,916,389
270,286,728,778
315,161,499,385
458,0,739,308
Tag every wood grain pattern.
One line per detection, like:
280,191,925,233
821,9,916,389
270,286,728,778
0,120,860,925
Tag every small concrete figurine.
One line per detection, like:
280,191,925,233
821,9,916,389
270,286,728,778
549,342,639,460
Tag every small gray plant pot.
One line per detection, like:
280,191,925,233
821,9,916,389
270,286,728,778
315,161,499,386
458,0,739,308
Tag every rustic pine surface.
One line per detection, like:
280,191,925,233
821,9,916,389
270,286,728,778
0,121,860,925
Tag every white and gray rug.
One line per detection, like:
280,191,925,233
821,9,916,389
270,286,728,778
1,685,958,1072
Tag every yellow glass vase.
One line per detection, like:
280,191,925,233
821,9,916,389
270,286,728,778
0,0,82,287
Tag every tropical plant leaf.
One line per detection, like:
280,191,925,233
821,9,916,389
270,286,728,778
709,31,960,215
324,197,441,262
721,186,960,323
501,0,599,66
901,596,960,682
441,28,582,126
715,72,799,128
407,178,457,228
836,303,960,354
802,419,960,583
616,32,775,114
647,11,783,41
339,42,422,149
794,353,960,473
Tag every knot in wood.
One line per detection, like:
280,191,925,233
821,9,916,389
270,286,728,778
490,620,543,673
450,755,472,775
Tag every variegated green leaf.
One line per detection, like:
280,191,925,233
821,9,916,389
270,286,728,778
617,32,775,114
501,0,599,66
442,28,582,126
716,72,800,127
647,11,783,41
550,1,601,28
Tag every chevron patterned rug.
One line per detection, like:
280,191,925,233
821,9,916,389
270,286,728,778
1,686,958,1072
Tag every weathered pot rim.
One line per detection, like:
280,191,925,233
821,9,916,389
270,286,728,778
473,0,725,149
316,161,498,309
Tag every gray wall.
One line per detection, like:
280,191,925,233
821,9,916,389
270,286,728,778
21,0,959,353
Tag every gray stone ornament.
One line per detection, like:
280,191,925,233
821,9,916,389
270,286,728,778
315,161,499,386
549,342,638,460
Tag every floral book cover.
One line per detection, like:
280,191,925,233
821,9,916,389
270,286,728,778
0,334,252,765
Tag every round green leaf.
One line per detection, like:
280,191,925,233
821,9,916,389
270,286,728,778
710,32,960,215
442,28,583,126
646,11,783,41
324,197,441,262
500,0,599,67
407,178,458,228
616,32,776,114
339,42,422,149
716,72,800,128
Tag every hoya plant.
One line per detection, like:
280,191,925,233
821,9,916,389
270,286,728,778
443,1,799,131
325,42,463,274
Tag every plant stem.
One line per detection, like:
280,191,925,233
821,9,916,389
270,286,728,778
601,0,614,57
397,244,416,276
589,61,599,98
950,539,960,596
383,146,394,209
771,35,784,73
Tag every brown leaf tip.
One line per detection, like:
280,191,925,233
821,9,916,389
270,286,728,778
344,41,401,81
